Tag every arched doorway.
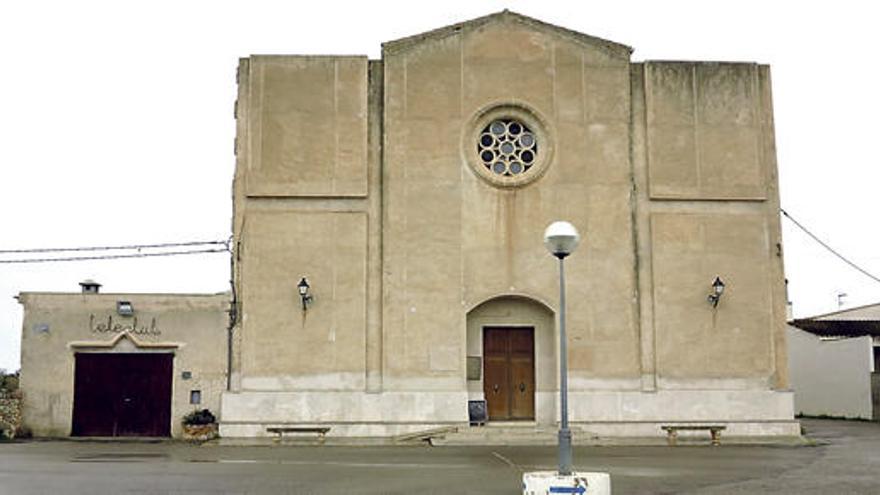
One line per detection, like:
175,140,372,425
466,296,556,424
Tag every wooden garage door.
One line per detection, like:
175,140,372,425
483,327,535,420
71,353,173,437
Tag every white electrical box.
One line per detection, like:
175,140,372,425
523,471,611,495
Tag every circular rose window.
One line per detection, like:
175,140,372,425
465,105,552,188
477,119,538,177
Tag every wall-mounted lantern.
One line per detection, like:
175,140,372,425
297,277,313,310
707,277,725,307
116,300,134,316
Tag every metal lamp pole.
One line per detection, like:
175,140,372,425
543,221,580,477
555,251,572,475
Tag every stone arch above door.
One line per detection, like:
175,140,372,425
466,295,557,425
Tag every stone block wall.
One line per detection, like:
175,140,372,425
0,392,23,438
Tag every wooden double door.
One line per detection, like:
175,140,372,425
71,353,173,437
483,327,535,420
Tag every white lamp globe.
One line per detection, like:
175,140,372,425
543,221,580,258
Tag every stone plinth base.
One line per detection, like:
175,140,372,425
218,388,798,440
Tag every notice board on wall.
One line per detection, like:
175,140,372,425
468,400,487,426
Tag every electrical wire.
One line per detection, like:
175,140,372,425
3,210,875,281
0,240,226,254
781,208,880,285
0,248,229,264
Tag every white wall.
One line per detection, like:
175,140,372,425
787,326,873,419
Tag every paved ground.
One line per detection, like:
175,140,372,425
0,419,878,494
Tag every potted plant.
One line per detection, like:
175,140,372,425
182,409,218,442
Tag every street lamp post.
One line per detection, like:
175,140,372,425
543,221,580,476
523,221,609,494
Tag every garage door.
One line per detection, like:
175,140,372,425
71,353,173,437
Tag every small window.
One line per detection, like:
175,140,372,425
190,390,202,405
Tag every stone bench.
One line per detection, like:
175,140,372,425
267,426,331,443
661,425,726,446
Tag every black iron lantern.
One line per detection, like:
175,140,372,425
707,276,725,307
297,277,313,310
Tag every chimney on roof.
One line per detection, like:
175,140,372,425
79,279,101,294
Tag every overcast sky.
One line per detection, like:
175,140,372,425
2,0,879,371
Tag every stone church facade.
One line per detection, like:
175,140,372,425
16,11,797,440
222,11,797,438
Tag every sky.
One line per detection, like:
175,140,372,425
1,0,879,371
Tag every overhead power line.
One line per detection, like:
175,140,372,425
0,240,226,255
781,208,880,285
0,247,229,264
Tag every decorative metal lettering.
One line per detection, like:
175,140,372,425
89,314,161,336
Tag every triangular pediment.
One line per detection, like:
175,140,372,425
382,10,632,60
68,330,181,351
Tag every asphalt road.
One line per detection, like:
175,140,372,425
0,419,877,494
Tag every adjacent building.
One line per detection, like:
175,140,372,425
788,303,880,420
18,282,228,437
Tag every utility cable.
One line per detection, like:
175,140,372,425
0,240,226,255
781,208,880,285
0,247,229,264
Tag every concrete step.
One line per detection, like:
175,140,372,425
430,425,598,446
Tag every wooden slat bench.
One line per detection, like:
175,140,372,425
267,426,331,443
661,425,726,446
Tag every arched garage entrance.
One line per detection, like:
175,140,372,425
466,296,556,424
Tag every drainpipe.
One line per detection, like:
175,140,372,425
226,238,237,392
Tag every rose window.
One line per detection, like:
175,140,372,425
477,119,538,177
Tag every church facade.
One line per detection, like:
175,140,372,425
222,11,797,438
